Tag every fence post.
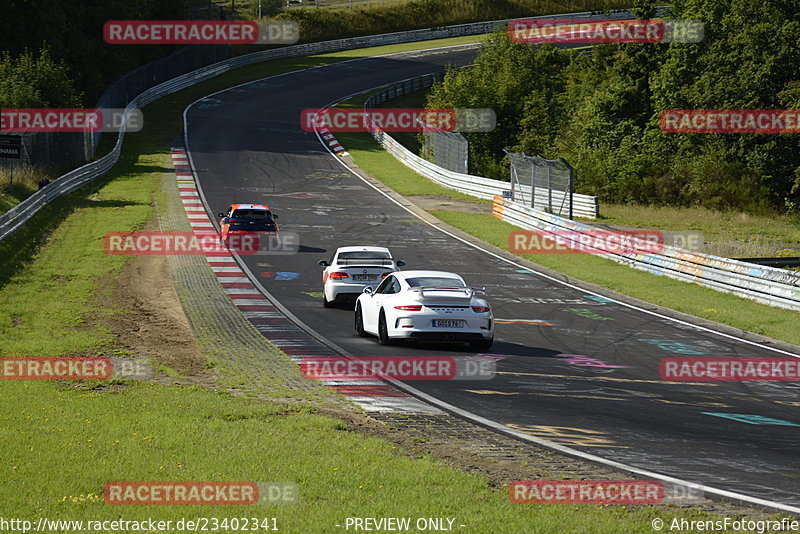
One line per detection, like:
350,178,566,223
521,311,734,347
561,158,574,220
530,160,535,209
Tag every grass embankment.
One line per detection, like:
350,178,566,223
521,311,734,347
281,0,633,42
4,380,715,531
0,185,33,215
336,89,800,347
595,204,800,259
0,166,56,216
197,0,633,25
0,37,720,531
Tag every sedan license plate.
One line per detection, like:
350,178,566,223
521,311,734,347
432,320,465,328
352,274,376,281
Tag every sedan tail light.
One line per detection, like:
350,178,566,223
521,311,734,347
471,306,490,313
381,272,392,278
329,272,349,279
394,305,422,311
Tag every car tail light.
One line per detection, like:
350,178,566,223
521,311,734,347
394,305,422,311
472,306,490,313
329,272,349,279
381,272,392,278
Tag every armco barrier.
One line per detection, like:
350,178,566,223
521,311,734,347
0,7,653,242
493,196,800,311
364,75,599,219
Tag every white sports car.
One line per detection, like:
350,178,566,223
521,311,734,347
318,246,405,307
354,270,494,350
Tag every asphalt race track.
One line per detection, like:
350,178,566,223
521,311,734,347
185,46,800,509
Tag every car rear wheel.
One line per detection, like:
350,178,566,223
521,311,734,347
377,311,394,345
355,305,368,337
323,292,333,308
469,338,493,351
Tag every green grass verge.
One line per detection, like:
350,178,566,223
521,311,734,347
0,36,732,530
338,129,488,201
0,151,157,356
593,204,800,259
595,204,800,243
0,165,54,216
372,89,428,153
281,0,633,43
2,380,719,532
335,97,800,347
0,185,34,215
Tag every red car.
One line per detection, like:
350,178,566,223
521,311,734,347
217,204,279,250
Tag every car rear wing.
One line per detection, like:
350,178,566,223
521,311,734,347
410,286,486,299
336,258,394,266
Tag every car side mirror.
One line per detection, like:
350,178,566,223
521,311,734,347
272,214,278,219
362,287,373,295
217,212,225,218
318,260,329,267
396,260,406,267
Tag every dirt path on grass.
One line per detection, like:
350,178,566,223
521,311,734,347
94,238,217,387
408,194,491,214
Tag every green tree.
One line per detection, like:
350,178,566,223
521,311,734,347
0,48,81,108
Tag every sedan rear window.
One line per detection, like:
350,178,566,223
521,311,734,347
337,251,392,265
338,251,390,260
231,209,272,221
229,221,277,231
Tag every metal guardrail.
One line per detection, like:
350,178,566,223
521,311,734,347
735,257,800,269
0,6,657,241
493,196,800,311
364,74,600,219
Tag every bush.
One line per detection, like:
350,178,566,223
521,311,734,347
0,49,81,108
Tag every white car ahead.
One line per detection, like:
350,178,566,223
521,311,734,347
354,270,493,350
318,246,405,307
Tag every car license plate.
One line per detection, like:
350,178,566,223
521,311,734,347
352,274,376,281
432,320,465,328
